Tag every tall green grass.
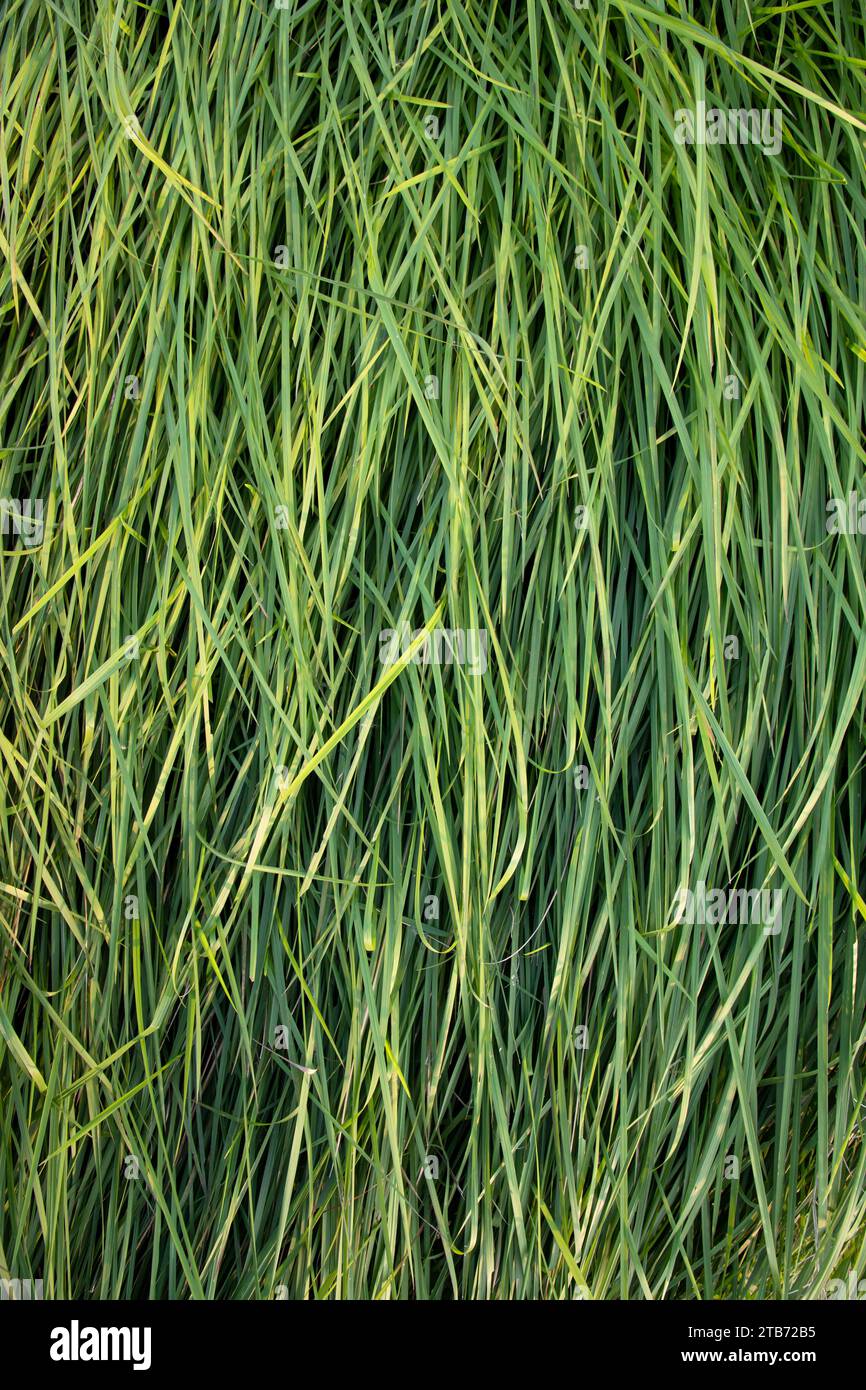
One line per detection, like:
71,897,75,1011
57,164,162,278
1,0,866,1299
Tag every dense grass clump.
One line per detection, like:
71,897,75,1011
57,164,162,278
1,0,866,1300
